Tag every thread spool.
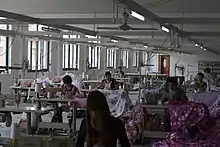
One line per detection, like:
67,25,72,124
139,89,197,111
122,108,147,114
35,83,41,93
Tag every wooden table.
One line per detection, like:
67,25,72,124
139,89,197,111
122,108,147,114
0,105,53,134
141,104,169,141
80,89,91,93
83,80,101,83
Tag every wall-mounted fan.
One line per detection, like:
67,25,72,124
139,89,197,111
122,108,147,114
97,11,157,31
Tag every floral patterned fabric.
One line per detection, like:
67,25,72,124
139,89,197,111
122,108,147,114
125,104,145,144
154,101,220,147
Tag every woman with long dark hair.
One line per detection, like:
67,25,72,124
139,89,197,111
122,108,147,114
76,90,130,147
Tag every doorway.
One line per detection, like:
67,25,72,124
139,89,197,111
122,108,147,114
158,55,170,76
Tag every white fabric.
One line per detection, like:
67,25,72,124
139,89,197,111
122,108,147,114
99,89,129,117
186,92,220,114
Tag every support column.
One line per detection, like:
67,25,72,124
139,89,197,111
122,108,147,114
116,49,121,68
128,50,133,72
50,40,63,77
79,44,88,73
100,47,106,70
11,24,28,77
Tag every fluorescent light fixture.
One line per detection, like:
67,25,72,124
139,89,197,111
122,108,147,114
161,26,169,33
131,11,145,21
195,44,199,47
144,45,148,48
0,17,6,20
85,35,96,38
111,39,118,43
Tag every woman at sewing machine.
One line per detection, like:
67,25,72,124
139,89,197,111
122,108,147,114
61,75,80,99
195,72,207,92
116,66,125,77
162,77,188,104
204,68,215,85
116,66,125,88
99,71,119,90
51,75,80,123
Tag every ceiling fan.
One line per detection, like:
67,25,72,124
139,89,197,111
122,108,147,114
97,11,157,31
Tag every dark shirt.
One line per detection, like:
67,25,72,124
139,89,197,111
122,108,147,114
116,71,125,77
162,87,188,103
172,87,188,101
76,117,130,147
101,78,119,90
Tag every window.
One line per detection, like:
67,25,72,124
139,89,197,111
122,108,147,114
88,46,100,69
0,24,11,71
133,51,139,67
106,48,116,68
28,40,50,71
28,24,50,71
120,50,129,68
28,24,47,31
62,35,80,70
142,51,148,64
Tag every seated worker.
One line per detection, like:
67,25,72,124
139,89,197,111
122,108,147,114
116,66,125,77
204,68,215,85
196,72,207,92
162,77,188,104
99,71,119,90
51,75,80,123
116,66,125,88
61,75,80,99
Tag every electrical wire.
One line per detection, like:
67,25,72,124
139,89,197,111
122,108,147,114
146,35,169,63
0,24,21,57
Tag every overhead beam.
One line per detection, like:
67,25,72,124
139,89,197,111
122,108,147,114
186,32,220,37
98,31,166,36
0,10,131,42
0,10,97,36
41,17,220,25
116,0,219,55
41,18,155,25
166,18,220,25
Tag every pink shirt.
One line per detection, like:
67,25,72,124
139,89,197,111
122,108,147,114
61,84,79,99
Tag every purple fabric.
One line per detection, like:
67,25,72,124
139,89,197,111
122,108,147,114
154,101,220,147
74,98,87,108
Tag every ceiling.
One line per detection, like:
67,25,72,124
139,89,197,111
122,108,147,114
0,0,220,56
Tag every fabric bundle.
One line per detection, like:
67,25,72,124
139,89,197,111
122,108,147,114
153,101,220,147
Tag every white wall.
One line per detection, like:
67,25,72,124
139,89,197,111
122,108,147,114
1,30,220,94
170,53,220,80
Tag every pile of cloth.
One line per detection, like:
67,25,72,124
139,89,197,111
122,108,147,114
124,103,146,144
186,92,220,115
153,101,220,147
